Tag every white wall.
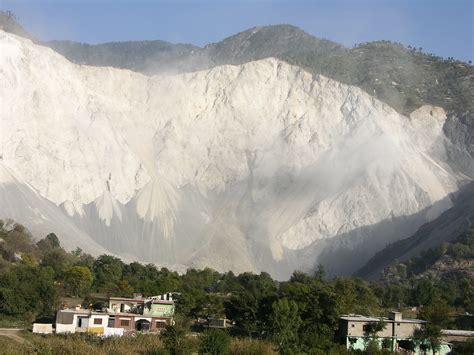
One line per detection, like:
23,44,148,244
56,323,76,334
32,323,53,334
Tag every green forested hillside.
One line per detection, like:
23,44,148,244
0,219,473,354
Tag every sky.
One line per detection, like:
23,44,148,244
1,0,473,62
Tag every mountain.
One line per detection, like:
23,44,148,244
42,25,473,118
1,31,471,278
44,25,346,75
355,181,474,279
46,40,199,74
35,24,474,180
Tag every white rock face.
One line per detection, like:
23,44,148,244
0,31,469,278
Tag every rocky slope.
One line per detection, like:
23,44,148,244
0,31,471,278
356,182,474,279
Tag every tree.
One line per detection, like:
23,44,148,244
92,255,124,292
364,319,386,338
199,329,231,355
64,266,93,297
363,319,387,352
411,279,436,306
202,294,225,319
225,291,260,337
334,277,380,315
0,287,28,315
270,298,301,353
415,299,452,355
1,224,35,262
224,272,277,337
314,264,326,281
45,233,60,248
40,248,74,279
36,233,61,254
453,339,474,354
0,264,57,318
418,298,453,328
414,324,442,355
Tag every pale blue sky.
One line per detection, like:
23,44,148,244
1,0,473,61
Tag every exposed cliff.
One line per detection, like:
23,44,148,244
0,31,471,278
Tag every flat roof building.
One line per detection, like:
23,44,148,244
338,312,452,354
56,293,175,336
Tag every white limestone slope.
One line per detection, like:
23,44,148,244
0,31,469,278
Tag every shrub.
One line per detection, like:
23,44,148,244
200,329,231,354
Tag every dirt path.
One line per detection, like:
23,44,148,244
0,328,31,345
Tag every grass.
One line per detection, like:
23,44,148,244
229,338,277,354
0,332,278,355
0,335,32,355
0,315,32,329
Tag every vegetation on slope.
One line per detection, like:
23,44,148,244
48,25,474,116
0,10,32,40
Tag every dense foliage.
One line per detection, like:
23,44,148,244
0,219,472,353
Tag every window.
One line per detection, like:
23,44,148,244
351,324,355,328
93,318,102,325
156,321,166,329
77,317,88,328
397,323,401,326
363,324,369,332
120,319,130,326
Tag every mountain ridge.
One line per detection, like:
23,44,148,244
2,11,471,117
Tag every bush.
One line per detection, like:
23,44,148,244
200,329,231,355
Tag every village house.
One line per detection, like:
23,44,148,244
338,311,452,354
55,293,175,336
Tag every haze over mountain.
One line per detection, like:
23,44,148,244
46,26,474,120
1,28,472,278
2,10,472,117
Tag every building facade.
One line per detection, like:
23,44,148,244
339,312,452,354
56,293,175,336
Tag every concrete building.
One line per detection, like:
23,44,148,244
56,307,115,335
338,312,452,354
441,329,474,343
56,293,175,335
107,293,175,332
